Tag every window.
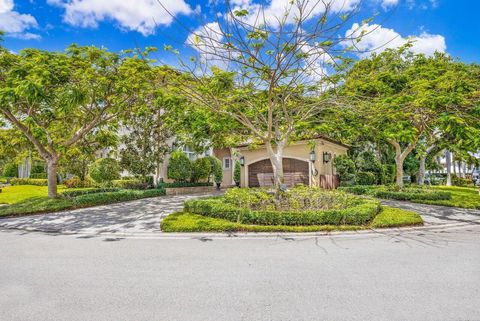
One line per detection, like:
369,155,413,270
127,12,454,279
183,145,198,161
223,157,231,170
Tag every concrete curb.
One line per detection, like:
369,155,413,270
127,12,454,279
1,219,477,240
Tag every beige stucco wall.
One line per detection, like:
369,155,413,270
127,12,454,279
238,138,348,187
213,148,234,187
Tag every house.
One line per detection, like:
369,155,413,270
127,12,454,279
214,136,349,189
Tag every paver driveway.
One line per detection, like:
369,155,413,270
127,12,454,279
0,192,221,235
1,193,480,236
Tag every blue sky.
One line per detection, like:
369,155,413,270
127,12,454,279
1,0,479,63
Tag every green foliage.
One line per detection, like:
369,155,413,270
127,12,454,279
334,155,356,183
184,196,380,226
212,157,223,184
88,158,121,183
10,178,48,186
234,160,241,184
2,162,18,178
339,185,452,201
191,157,212,182
356,172,376,185
30,173,47,179
162,206,423,232
157,181,213,188
185,187,381,226
0,185,166,217
451,175,473,187
63,176,93,188
112,179,149,190
167,151,192,182
370,207,423,228
61,188,120,198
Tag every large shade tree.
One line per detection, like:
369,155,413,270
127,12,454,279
0,44,156,197
164,0,376,193
342,47,479,187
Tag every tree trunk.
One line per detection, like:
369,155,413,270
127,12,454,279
47,159,58,198
395,155,405,188
445,150,452,186
418,155,426,185
265,141,285,195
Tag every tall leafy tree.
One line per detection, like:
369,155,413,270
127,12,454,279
166,0,372,194
0,44,155,197
342,47,479,187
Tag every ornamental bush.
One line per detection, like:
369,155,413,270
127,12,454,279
191,157,212,182
63,176,93,188
112,179,150,190
212,157,223,184
334,155,356,184
2,162,18,178
234,160,241,185
356,171,376,185
89,158,121,183
167,151,192,182
452,175,473,187
184,195,381,226
10,178,48,186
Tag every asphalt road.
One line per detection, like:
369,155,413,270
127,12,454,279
1,224,479,321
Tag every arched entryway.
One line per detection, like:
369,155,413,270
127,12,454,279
248,158,309,187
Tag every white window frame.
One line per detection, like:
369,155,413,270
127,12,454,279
223,157,231,170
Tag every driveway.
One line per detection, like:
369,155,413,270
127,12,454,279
1,193,480,237
0,192,221,236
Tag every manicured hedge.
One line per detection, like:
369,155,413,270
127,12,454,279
61,188,120,198
338,185,451,201
184,197,381,226
158,182,213,188
73,188,166,207
112,179,150,190
10,178,48,186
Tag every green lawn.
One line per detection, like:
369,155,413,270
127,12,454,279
0,185,165,217
161,206,422,232
422,186,480,209
0,185,73,205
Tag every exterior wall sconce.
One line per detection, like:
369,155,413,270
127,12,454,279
239,156,245,166
309,150,316,162
323,152,331,163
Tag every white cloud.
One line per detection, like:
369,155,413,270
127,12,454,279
230,0,361,28
48,0,193,36
344,23,446,57
381,0,399,9
0,0,39,39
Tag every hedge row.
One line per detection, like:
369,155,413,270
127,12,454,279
338,185,451,201
184,198,381,226
73,188,166,207
10,178,48,186
158,182,214,188
61,188,120,198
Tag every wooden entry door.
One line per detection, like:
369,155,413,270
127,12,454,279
248,158,309,187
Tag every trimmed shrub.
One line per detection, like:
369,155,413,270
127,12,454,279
158,182,213,188
30,173,47,179
356,172,376,185
234,160,241,185
167,151,192,182
89,158,121,183
339,185,451,201
212,157,223,184
61,188,120,198
184,197,381,226
10,178,48,186
64,176,93,188
112,179,149,190
334,155,356,184
3,163,18,178
452,175,473,187
73,189,165,207
191,157,212,182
